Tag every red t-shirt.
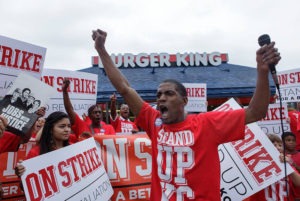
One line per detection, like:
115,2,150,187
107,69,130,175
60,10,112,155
110,115,138,133
290,152,300,198
26,145,40,159
247,177,294,201
72,114,115,136
0,131,20,153
288,111,300,150
135,102,246,201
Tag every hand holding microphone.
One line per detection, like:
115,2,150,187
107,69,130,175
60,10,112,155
257,34,281,89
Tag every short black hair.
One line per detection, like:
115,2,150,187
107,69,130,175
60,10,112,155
22,88,31,93
88,104,102,117
282,131,296,141
161,79,187,97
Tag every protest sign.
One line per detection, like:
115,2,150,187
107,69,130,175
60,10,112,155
94,133,152,200
1,100,294,200
21,138,113,201
217,98,294,200
0,35,46,98
183,83,207,112
256,102,290,135
41,69,98,117
0,73,56,136
276,68,300,102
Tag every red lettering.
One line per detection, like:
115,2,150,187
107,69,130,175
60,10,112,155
232,128,281,184
42,76,55,87
32,54,42,72
58,161,72,187
0,45,13,66
25,173,43,201
244,148,281,183
56,77,96,94
290,73,295,84
20,51,33,70
0,46,42,72
279,74,288,85
73,78,81,93
12,49,21,68
186,88,205,97
92,147,102,167
215,103,233,112
38,165,58,198
76,153,90,177
86,147,101,170
262,107,286,121
81,78,84,93
56,76,65,92
66,156,80,182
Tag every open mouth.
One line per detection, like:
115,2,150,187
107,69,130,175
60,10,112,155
159,105,168,118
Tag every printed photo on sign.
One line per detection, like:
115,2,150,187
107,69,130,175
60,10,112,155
0,74,56,136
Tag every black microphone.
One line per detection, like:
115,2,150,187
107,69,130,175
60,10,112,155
258,34,279,89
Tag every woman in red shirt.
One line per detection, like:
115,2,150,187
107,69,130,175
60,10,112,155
15,111,72,175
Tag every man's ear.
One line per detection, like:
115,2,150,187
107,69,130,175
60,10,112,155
183,96,188,106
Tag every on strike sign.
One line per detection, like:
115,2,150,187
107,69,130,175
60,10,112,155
20,138,113,201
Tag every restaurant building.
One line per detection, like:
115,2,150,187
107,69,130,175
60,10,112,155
79,52,276,111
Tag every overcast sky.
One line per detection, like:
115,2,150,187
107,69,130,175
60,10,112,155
1,0,299,72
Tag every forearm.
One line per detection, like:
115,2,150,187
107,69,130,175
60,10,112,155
92,29,144,116
63,91,76,124
246,70,270,124
97,47,130,95
110,100,117,120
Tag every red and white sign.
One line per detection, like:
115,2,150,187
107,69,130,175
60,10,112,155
0,100,293,200
276,68,300,102
94,133,152,201
217,98,293,200
0,35,46,98
21,138,113,201
92,52,228,68
41,69,98,117
256,103,290,135
183,83,207,112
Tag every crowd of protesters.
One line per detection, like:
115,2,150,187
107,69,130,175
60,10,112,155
2,29,300,200
0,80,138,199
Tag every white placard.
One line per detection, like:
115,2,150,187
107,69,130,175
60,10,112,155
183,83,207,112
0,35,46,98
41,69,98,117
256,103,290,135
218,98,294,200
276,68,300,103
21,138,113,201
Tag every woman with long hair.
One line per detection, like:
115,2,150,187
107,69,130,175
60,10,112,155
15,111,71,176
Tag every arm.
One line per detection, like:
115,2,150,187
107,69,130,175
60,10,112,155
290,171,300,186
280,153,300,186
245,42,281,124
15,160,25,177
62,78,76,124
92,29,144,116
0,115,8,138
110,93,117,120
